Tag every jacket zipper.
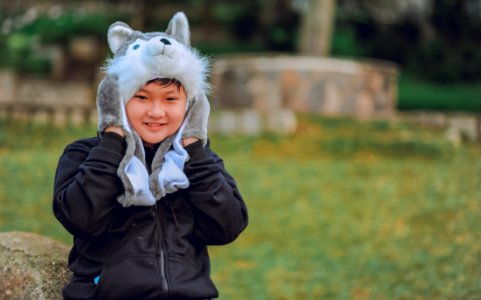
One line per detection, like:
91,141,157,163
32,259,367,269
152,203,169,297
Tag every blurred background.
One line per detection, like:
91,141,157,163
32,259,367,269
0,0,481,299
1,0,481,111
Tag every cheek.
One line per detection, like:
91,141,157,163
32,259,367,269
125,102,143,123
172,108,186,125
173,101,187,122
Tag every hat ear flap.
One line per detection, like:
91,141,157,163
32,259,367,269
108,22,134,53
166,12,191,46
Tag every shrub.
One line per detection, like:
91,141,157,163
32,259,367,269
334,0,481,83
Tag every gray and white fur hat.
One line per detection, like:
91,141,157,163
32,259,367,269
96,12,210,207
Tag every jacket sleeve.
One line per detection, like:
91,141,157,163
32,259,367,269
184,140,248,245
52,133,126,238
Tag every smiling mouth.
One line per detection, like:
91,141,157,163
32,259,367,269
145,122,166,128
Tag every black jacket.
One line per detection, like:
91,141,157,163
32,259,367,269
53,133,248,300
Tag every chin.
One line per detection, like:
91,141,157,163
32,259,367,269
143,137,167,146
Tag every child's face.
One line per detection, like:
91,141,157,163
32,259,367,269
126,81,187,147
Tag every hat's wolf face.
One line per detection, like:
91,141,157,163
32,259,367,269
105,12,209,104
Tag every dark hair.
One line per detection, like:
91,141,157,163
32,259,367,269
146,78,182,91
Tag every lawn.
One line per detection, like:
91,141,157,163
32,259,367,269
0,116,480,299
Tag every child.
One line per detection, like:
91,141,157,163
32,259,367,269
53,12,248,300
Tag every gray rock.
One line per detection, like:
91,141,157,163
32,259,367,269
0,231,71,300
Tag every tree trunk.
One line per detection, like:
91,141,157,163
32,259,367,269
299,0,336,56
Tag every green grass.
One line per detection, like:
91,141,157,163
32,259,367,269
1,116,481,299
398,72,481,112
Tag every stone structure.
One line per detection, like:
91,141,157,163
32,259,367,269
0,71,96,125
445,115,480,145
209,108,297,136
396,111,481,145
0,231,71,300
211,54,399,120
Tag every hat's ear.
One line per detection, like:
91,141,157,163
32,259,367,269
166,12,190,46
108,22,134,53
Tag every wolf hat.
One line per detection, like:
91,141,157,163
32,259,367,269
105,12,209,104
96,12,210,207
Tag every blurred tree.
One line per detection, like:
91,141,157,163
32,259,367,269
298,0,336,56
263,0,300,51
336,0,481,82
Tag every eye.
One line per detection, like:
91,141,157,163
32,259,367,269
166,97,178,101
133,44,140,50
134,94,147,100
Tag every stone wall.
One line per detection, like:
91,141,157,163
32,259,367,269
0,71,96,125
0,231,71,300
2,58,479,142
211,54,399,120
0,54,398,134
396,111,481,144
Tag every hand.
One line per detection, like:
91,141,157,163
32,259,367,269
96,74,124,134
182,137,199,147
104,126,125,137
182,94,210,146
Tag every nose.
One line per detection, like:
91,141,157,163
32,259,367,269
160,38,171,45
147,101,166,118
